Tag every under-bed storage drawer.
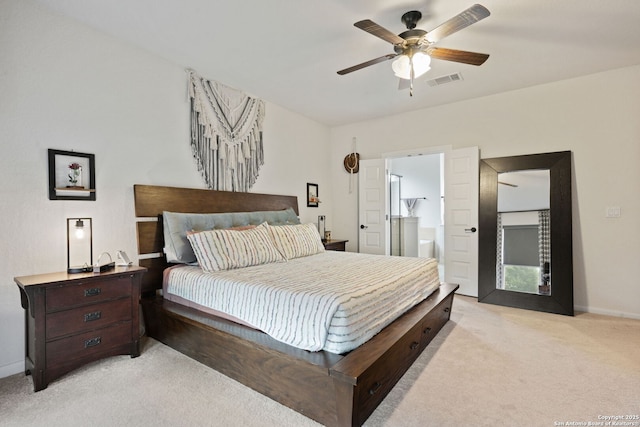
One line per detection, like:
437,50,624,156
419,293,453,350
330,284,459,427
353,320,426,419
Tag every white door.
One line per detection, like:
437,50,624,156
444,146,479,296
358,159,389,255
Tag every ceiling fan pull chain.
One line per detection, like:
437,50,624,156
409,56,415,97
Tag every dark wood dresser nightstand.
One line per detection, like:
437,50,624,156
15,266,146,392
323,239,348,251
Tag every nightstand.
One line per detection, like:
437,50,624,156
15,266,146,392
323,239,348,251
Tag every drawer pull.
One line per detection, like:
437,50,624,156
444,307,450,313
410,341,419,350
84,337,101,348
368,382,382,396
84,288,101,297
84,311,102,322
423,327,432,335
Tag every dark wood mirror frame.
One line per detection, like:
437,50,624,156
478,151,574,315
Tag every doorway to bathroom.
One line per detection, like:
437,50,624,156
358,145,479,296
389,153,444,281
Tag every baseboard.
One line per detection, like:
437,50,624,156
574,305,640,320
0,360,24,379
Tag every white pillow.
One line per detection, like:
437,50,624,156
187,223,284,272
267,223,325,260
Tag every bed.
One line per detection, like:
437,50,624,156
134,184,458,427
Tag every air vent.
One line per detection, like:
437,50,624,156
426,72,463,87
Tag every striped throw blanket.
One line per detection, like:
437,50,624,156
165,251,440,354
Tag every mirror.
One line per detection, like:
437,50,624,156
390,174,402,218
497,170,550,294
389,174,402,256
478,151,573,315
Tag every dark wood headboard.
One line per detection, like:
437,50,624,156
133,184,299,294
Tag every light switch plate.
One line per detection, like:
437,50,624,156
606,206,621,218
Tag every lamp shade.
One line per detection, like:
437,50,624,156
67,217,92,273
392,52,431,80
318,215,326,241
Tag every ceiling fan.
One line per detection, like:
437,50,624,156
337,4,491,96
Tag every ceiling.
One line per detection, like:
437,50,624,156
34,0,640,127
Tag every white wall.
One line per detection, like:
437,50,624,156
330,64,640,320
3,0,639,381
0,1,330,378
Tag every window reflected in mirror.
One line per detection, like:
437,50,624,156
496,170,550,295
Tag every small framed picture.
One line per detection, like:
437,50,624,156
48,149,96,201
307,183,319,207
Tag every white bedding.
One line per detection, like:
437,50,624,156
164,251,440,354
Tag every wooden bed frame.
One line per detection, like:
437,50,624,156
134,184,458,427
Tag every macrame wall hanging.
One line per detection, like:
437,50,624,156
187,69,265,192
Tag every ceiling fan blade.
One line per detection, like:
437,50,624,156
337,53,397,75
425,4,490,44
426,47,489,66
354,19,406,45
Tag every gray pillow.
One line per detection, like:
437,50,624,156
163,208,300,263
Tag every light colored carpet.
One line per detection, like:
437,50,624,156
1,296,639,427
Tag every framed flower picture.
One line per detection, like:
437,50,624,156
48,149,96,201
307,183,319,207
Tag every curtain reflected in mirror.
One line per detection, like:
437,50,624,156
496,170,551,295
479,151,573,316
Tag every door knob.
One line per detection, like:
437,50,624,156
360,224,368,229
465,227,477,233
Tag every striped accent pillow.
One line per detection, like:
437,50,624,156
267,223,325,260
187,223,284,272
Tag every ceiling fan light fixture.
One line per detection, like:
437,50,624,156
392,52,431,80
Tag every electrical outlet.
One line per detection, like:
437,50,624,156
606,207,621,218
